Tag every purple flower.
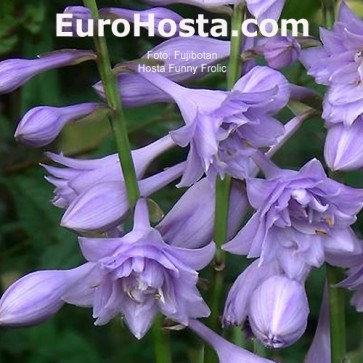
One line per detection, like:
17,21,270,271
255,36,301,69
136,66,289,186
324,115,363,171
64,6,183,38
60,162,185,232
249,275,309,348
300,2,363,125
338,259,363,312
223,259,310,348
0,50,96,94
15,103,106,147
157,178,249,249
0,263,96,327
189,319,276,363
304,287,330,363
224,155,363,274
0,199,215,339
43,135,175,208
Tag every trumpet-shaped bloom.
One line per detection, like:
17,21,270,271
61,162,185,232
157,178,249,248
0,50,96,94
15,103,106,147
0,200,215,339
0,263,96,327
300,2,363,125
189,319,276,363
44,134,175,208
224,156,363,274
136,66,289,186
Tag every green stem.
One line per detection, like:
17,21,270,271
152,316,172,363
326,264,346,363
205,4,245,363
83,0,140,207
321,0,335,28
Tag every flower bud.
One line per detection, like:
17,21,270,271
0,50,96,94
324,117,363,171
255,36,301,69
249,275,309,348
15,103,106,147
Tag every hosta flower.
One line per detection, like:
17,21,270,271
0,263,96,327
324,115,363,171
224,155,363,274
249,275,309,348
60,162,185,233
0,50,96,94
255,36,301,69
0,199,215,339
15,103,107,147
300,2,363,125
136,66,289,186
157,178,249,248
223,259,310,348
44,134,175,208
189,319,276,363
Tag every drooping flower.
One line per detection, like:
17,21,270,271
300,1,363,125
224,155,363,274
15,103,107,147
135,66,289,186
43,134,175,208
64,6,184,38
157,178,249,249
60,162,185,232
223,259,310,348
0,199,215,340
255,36,301,69
0,263,97,327
189,319,276,363
0,50,96,94
249,275,309,348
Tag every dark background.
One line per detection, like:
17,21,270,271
1,0,363,362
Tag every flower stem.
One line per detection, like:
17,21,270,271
83,0,140,207
321,0,336,28
205,4,245,363
326,264,346,363
152,316,172,363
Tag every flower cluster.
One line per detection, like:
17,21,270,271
2,1,363,362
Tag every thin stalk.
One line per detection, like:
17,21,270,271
327,264,346,363
152,316,172,363
321,0,335,28
205,4,245,363
83,0,140,207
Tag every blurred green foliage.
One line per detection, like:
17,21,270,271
1,0,363,362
